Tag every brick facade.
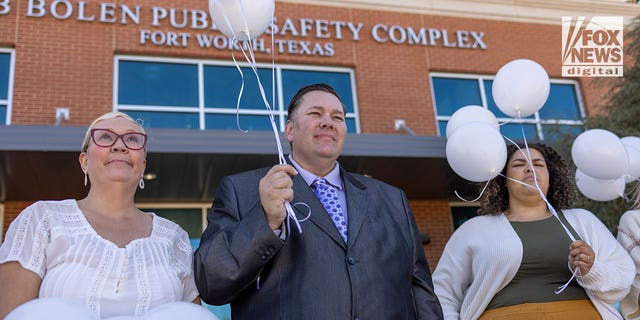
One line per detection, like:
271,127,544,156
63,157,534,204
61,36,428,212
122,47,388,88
2,201,32,237
411,200,452,270
0,1,608,127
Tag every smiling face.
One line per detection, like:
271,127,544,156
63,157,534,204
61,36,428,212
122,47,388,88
285,90,347,171
79,116,147,188
505,147,549,200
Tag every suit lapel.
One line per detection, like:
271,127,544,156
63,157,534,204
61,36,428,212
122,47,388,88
291,173,346,248
341,170,369,249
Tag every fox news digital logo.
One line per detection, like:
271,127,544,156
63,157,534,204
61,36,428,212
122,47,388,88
562,16,623,77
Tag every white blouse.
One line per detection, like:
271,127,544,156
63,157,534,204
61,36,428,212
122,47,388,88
0,199,199,319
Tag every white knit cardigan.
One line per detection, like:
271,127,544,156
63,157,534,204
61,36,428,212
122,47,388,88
617,209,640,320
434,208,634,320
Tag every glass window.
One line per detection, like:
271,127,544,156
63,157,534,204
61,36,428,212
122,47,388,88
118,61,198,107
345,118,357,133
124,111,199,129
431,73,584,141
116,57,359,133
541,124,583,142
0,50,14,125
499,123,538,141
205,113,273,131
451,206,479,230
204,66,276,110
0,53,9,99
152,208,202,239
538,83,581,120
432,77,482,116
437,121,448,137
282,69,355,113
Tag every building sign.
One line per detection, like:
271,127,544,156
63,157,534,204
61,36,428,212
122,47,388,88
1,0,488,56
561,16,623,77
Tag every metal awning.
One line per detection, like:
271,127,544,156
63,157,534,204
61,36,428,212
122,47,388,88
0,125,473,203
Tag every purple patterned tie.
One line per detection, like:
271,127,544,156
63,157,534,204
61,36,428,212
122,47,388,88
312,178,348,242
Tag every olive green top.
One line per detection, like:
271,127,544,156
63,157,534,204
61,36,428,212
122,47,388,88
486,216,589,310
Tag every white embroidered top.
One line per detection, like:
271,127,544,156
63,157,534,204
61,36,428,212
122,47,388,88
0,199,199,318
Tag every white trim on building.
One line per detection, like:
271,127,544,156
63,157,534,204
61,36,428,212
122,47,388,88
279,0,640,25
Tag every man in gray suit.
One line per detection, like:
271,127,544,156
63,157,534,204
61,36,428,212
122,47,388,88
194,83,443,319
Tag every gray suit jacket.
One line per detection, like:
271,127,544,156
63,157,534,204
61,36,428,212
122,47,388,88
194,165,443,319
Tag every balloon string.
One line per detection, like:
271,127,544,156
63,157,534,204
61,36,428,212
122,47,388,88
497,110,523,127
215,0,250,133
504,124,582,295
555,267,580,294
220,3,305,233
238,40,287,165
503,130,577,243
215,0,284,163
270,17,277,135
238,39,302,232
454,180,491,203
230,52,248,133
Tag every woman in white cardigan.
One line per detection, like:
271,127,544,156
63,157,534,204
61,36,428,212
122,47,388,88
434,143,634,320
618,183,640,320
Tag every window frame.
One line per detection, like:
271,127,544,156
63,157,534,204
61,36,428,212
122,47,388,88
136,202,210,232
429,72,585,140
114,55,360,133
0,48,16,125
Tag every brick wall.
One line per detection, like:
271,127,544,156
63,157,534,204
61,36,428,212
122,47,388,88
2,201,33,238
0,1,606,128
410,200,452,271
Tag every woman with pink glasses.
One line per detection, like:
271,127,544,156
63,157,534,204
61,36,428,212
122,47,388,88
0,112,213,319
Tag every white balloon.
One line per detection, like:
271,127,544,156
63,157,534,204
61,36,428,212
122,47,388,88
492,59,550,118
446,121,507,182
575,169,625,202
446,105,499,138
209,0,275,41
571,129,629,180
5,298,97,320
622,136,640,183
145,302,219,320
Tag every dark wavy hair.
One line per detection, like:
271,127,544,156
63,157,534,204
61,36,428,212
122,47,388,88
477,143,575,215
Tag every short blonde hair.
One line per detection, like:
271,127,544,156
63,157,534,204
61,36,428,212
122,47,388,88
81,112,145,153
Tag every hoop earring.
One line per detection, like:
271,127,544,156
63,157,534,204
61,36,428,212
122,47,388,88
84,173,88,186
139,176,145,189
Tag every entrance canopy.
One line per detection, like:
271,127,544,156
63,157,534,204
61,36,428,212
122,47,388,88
0,125,473,203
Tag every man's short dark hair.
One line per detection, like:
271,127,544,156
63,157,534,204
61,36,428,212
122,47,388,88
286,83,345,121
